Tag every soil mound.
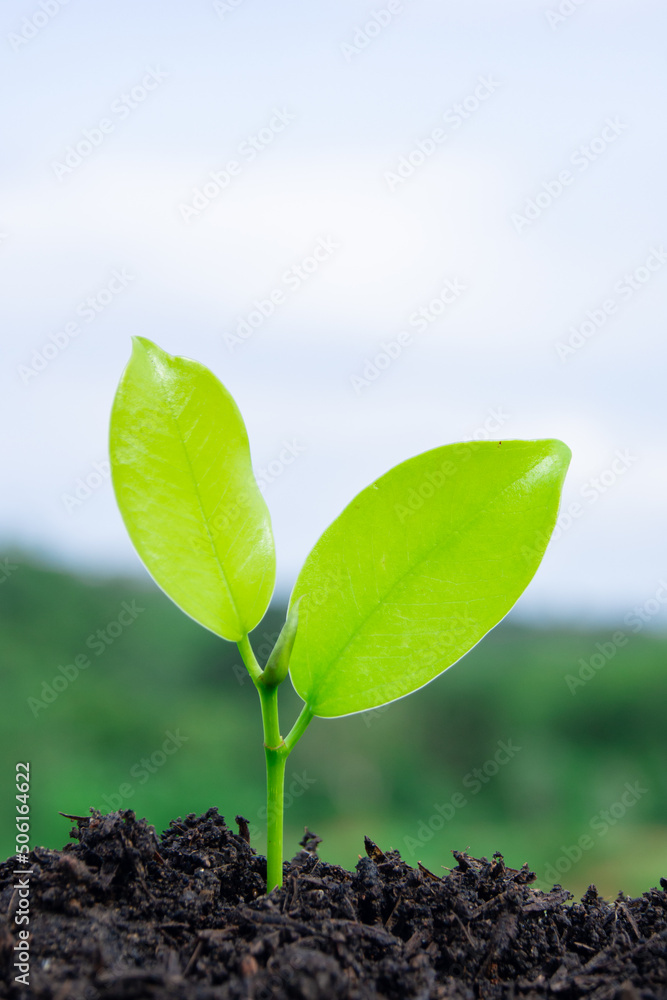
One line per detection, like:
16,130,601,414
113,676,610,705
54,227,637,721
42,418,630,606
1,808,666,998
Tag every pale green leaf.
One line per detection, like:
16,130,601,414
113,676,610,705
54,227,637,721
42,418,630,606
110,337,275,641
288,439,570,717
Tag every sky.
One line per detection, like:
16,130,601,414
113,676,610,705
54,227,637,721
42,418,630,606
2,0,666,624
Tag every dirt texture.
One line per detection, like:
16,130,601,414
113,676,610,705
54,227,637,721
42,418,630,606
1,808,666,999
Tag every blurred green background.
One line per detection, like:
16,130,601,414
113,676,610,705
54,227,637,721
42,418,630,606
2,556,665,899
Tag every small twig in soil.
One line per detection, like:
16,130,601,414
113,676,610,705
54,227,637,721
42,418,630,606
183,940,203,977
364,836,387,863
235,815,251,843
417,861,440,880
454,912,477,949
616,901,641,940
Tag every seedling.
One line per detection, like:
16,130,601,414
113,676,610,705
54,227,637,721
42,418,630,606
109,338,570,891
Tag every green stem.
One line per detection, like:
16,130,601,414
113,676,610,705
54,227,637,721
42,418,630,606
265,749,287,891
236,634,315,893
237,634,263,684
238,633,287,891
258,683,287,891
258,682,283,750
284,704,315,754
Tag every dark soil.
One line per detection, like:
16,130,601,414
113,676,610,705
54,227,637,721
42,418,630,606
2,809,666,999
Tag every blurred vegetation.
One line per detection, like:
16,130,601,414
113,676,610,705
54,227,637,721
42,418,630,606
1,556,665,899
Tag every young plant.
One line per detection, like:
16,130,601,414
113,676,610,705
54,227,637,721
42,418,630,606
109,338,570,892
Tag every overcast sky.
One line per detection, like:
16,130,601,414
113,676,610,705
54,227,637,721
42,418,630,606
2,0,666,625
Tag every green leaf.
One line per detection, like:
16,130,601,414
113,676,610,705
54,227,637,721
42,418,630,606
110,337,275,642
288,439,570,717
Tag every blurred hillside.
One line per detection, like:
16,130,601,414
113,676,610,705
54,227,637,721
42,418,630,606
1,557,665,899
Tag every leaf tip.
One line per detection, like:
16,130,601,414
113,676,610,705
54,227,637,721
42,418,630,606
131,336,166,361
545,438,572,472
131,335,153,351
